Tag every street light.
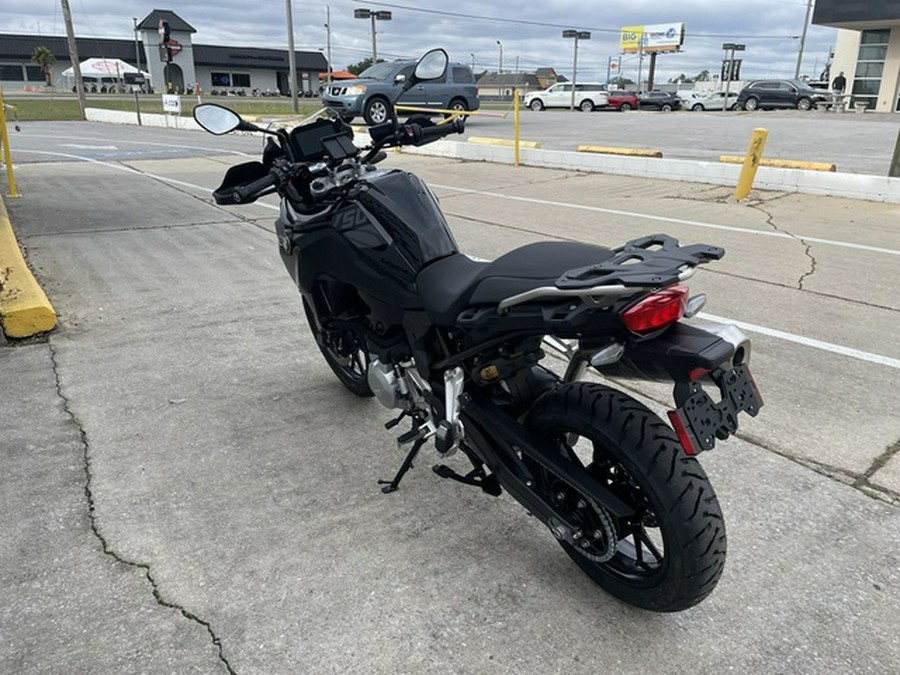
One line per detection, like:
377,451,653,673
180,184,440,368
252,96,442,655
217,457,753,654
721,42,745,112
563,29,591,110
132,17,141,72
497,40,503,74
354,8,392,63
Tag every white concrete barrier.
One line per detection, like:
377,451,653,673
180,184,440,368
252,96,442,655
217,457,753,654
86,107,202,131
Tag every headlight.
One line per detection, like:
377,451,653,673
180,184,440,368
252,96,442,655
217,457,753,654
345,85,367,96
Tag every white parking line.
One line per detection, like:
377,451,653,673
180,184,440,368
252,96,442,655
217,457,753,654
698,313,900,370
431,184,900,257
15,148,899,369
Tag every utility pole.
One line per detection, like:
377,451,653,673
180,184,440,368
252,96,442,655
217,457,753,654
60,0,86,120
563,30,591,110
285,0,299,112
497,40,503,74
795,0,813,79
325,6,332,87
132,17,141,71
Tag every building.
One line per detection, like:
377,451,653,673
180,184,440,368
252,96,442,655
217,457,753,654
475,72,542,98
0,9,327,95
813,0,900,111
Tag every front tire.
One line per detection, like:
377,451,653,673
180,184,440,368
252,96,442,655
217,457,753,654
363,96,391,125
744,97,759,111
302,298,373,397
525,383,726,612
691,103,704,112
796,97,812,111
530,99,545,112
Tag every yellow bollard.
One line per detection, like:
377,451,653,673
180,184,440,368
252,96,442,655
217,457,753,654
514,89,520,167
0,89,19,198
734,128,768,200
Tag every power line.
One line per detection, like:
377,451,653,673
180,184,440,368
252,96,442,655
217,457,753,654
350,0,801,39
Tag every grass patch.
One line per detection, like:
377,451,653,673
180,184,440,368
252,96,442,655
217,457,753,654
4,95,324,122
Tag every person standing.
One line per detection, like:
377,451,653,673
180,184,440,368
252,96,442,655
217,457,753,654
831,71,847,94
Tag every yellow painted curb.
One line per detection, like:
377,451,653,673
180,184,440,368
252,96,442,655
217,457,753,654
578,145,663,158
468,137,541,149
0,196,57,338
719,155,836,172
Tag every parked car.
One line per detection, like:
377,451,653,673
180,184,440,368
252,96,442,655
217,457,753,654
605,90,640,111
681,91,741,111
735,80,829,111
321,59,480,125
637,91,682,111
523,83,609,112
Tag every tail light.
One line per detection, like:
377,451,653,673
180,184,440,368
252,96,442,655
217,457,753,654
620,284,688,336
475,86,479,97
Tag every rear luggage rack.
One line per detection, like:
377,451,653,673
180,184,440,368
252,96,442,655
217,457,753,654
497,235,723,314
556,235,724,290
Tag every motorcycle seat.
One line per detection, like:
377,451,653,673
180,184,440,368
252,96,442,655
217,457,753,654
416,241,615,325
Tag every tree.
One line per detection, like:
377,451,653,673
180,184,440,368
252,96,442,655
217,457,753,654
610,76,635,88
694,69,711,82
669,73,693,84
347,57,384,75
31,46,56,86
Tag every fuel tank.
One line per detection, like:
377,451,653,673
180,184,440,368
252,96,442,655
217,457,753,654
277,169,458,308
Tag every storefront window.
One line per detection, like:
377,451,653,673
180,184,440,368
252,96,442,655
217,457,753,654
211,72,230,87
851,29,891,110
232,73,250,88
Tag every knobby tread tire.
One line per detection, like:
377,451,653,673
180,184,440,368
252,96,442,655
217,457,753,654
525,382,726,612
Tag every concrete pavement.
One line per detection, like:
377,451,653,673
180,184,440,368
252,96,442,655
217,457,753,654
1,123,899,672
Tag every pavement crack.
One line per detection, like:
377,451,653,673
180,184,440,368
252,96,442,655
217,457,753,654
46,340,236,674
748,201,818,290
855,438,900,491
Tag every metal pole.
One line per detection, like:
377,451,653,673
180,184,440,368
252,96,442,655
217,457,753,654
795,0,813,79
371,14,377,63
60,0,86,120
325,6,332,86
132,17,141,71
606,56,611,86
637,40,644,92
285,0,299,113
570,36,578,110
497,41,502,75
723,47,733,113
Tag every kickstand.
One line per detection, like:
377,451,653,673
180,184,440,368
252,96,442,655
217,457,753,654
377,436,427,493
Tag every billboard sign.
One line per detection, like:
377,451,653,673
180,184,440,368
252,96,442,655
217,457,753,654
620,23,685,54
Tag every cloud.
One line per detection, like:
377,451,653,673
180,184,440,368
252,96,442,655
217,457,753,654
2,0,838,81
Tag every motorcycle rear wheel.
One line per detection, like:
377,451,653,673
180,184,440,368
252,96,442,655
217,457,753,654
525,382,726,612
302,298,373,397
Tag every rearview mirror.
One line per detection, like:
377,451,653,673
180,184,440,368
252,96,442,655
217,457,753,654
414,49,448,82
193,103,242,135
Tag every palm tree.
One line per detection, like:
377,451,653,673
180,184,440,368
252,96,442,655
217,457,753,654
31,46,56,86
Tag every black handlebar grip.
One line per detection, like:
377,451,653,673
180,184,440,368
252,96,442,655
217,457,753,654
419,117,465,141
232,170,279,203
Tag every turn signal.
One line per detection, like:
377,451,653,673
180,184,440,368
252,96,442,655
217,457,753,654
621,285,688,336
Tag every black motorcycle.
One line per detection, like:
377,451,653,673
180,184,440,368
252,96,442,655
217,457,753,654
193,48,762,612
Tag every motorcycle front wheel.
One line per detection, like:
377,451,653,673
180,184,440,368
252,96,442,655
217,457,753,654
302,298,373,397
525,382,726,612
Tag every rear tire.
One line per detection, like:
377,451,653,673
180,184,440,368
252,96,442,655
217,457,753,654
525,383,726,612
579,99,594,112
446,98,469,117
302,298,373,397
661,103,673,112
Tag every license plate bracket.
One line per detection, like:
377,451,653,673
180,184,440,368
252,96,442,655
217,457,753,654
668,365,763,455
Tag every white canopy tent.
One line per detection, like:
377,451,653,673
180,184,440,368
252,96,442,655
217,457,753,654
62,58,151,91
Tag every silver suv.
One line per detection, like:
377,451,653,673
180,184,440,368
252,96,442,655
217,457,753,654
322,60,480,125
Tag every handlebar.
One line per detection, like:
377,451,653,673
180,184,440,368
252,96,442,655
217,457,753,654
230,169,279,204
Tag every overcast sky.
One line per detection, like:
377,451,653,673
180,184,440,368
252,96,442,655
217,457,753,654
3,0,840,83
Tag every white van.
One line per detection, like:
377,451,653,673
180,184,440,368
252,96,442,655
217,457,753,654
523,83,609,112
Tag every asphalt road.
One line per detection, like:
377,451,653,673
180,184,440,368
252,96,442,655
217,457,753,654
469,106,900,176
2,121,899,673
